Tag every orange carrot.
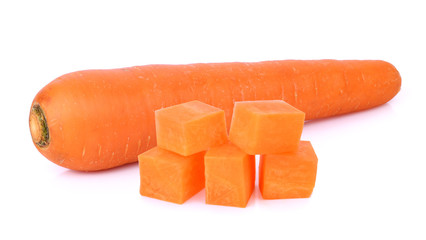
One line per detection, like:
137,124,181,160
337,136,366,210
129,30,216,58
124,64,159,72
138,147,205,204
259,141,318,199
229,100,305,154
204,142,255,208
29,60,401,171
155,100,228,156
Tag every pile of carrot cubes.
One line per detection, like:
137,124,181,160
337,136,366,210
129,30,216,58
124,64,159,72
138,100,318,208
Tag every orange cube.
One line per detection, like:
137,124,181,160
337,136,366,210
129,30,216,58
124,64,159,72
155,100,228,156
229,100,305,154
259,141,318,199
204,143,255,208
138,147,205,204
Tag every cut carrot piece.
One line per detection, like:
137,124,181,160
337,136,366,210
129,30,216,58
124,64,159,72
259,141,318,199
229,100,305,155
155,100,228,156
204,143,255,208
138,147,205,204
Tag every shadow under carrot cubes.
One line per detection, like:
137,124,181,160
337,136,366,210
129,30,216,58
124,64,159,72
204,143,255,208
155,100,228,156
138,147,205,204
229,100,305,155
259,141,318,199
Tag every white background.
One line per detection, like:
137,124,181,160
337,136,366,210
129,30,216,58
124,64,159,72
1,0,425,239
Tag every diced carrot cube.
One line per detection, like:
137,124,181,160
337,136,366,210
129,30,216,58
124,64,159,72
138,147,205,204
155,100,228,156
259,141,318,199
204,143,255,208
229,100,305,155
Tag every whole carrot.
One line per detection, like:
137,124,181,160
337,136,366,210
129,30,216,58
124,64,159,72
29,60,401,171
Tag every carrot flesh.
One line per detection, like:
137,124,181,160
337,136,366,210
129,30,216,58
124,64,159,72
204,143,255,208
30,60,401,171
259,141,318,199
138,147,205,204
155,100,228,156
229,100,305,154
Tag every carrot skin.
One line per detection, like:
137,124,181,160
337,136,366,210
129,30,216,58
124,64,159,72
30,60,401,171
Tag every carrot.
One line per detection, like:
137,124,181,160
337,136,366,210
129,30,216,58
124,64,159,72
204,142,255,208
138,147,205,204
259,141,318,199
155,100,228,156
229,100,305,154
29,60,401,171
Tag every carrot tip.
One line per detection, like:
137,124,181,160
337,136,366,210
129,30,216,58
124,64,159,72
30,103,50,148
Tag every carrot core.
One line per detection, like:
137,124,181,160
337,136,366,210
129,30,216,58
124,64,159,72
30,104,50,148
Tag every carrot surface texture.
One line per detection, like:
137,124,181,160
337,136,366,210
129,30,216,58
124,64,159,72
29,60,401,171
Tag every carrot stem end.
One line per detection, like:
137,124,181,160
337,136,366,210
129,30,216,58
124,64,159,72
30,104,50,148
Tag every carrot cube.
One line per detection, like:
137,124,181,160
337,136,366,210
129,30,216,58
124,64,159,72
204,143,255,208
259,141,318,199
155,100,228,156
138,147,205,204
229,100,305,154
